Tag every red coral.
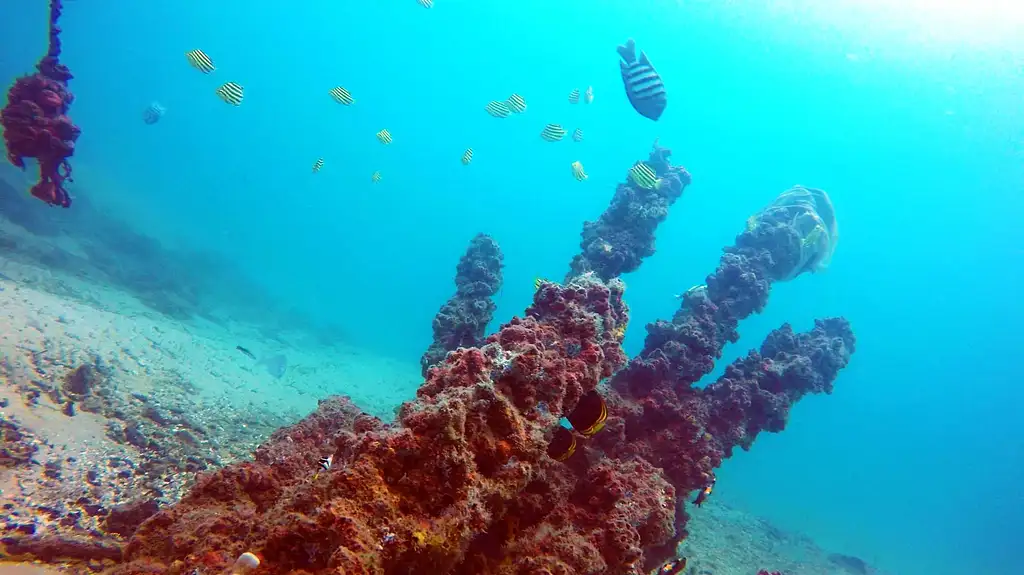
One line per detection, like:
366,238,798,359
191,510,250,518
1,0,80,208
113,276,634,575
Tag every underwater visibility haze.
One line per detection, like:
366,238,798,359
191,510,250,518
1,1,1022,574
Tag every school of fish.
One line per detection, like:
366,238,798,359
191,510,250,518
182,30,667,185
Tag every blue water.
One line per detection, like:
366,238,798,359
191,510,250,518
3,1,1023,574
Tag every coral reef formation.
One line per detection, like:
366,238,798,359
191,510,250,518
420,233,504,376
1,0,80,207
100,146,854,574
567,140,692,281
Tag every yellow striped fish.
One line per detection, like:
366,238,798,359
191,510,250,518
485,100,511,118
540,124,566,142
418,0,433,7
571,161,587,181
568,88,580,104
329,86,354,105
572,128,583,142
629,162,662,190
372,171,382,183
215,82,244,106
462,148,473,165
185,50,215,73
376,129,392,145
584,86,594,104
312,158,324,173
534,278,547,289
506,94,527,113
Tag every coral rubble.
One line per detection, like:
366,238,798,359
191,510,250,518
0,0,80,207
421,233,504,376
101,145,855,574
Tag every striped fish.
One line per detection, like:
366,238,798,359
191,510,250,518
571,161,587,181
617,38,667,121
312,158,324,173
376,129,392,145
485,100,511,118
313,454,333,479
540,124,566,142
216,82,244,106
185,49,215,73
418,0,433,7
506,93,527,113
572,128,583,142
142,102,166,125
329,86,354,105
372,171,382,183
629,161,661,190
568,88,580,104
462,148,473,165
584,86,594,104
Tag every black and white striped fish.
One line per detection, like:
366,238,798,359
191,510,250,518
506,94,527,113
216,82,244,106
329,86,354,105
313,454,333,479
372,171,382,183
142,102,166,125
185,49,215,73
568,88,580,104
572,128,583,142
376,129,392,144
312,158,324,173
540,124,566,142
485,100,511,118
616,38,667,121
462,148,473,165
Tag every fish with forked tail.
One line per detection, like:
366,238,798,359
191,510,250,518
617,38,667,121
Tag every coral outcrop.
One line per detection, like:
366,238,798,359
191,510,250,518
567,140,691,281
101,147,854,574
421,233,504,376
1,0,80,207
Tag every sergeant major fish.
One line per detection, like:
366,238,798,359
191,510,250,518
540,124,567,142
185,49,215,73
216,82,244,106
616,38,667,121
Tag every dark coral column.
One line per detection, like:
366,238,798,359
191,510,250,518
1,0,81,208
566,140,692,282
420,233,504,376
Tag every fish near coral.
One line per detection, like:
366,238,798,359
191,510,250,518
567,390,607,437
658,557,687,574
692,475,715,507
546,426,576,461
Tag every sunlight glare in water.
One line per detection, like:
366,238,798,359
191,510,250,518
763,0,1024,47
